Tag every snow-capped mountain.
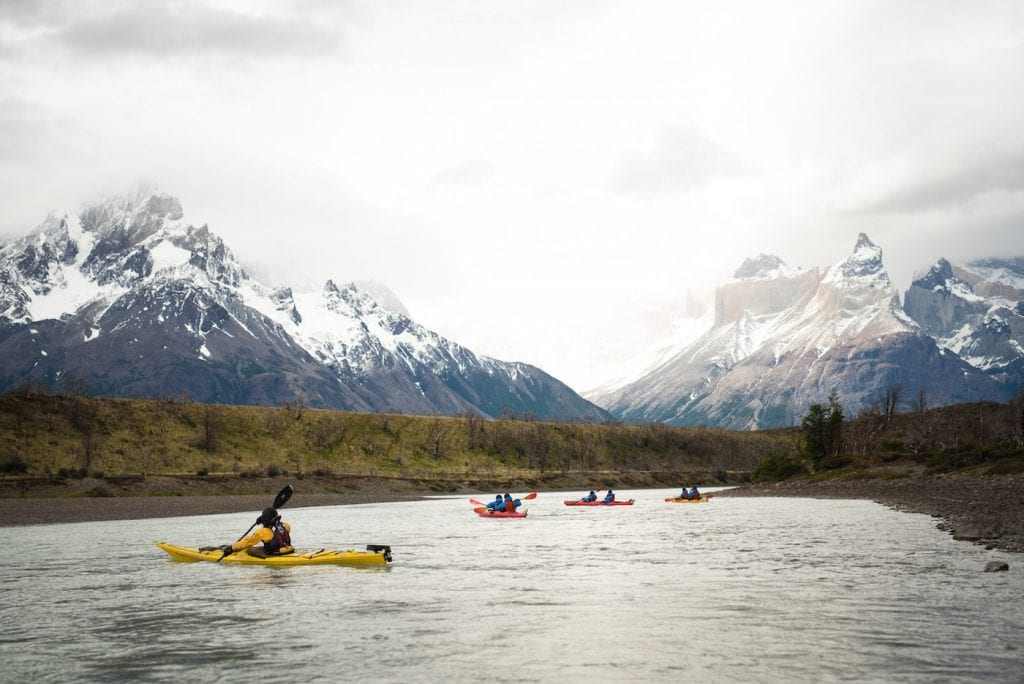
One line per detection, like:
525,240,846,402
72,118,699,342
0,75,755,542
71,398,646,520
591,234,1010,429
0,188,609,421
904,257,1024,381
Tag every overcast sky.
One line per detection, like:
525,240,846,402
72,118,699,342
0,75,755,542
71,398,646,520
2,0,1023,391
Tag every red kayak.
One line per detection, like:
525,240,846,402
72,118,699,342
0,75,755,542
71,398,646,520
474,507,528,518
563,499,635,506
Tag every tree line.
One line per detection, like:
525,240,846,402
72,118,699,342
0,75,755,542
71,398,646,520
754,383,1024,482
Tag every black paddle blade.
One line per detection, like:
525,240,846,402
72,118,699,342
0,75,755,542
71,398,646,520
273,484,294,510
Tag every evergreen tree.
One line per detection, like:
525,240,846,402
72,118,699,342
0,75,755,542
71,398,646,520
801,393,844,465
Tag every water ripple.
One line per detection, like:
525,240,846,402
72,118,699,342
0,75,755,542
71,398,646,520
0,490,1021,681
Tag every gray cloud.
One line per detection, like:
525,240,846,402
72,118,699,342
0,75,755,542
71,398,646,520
0,0,359,61
426,158,495,190
0,98,63,163
606,125,748,199
854,150,1024,215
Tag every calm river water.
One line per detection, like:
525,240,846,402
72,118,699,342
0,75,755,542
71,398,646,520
1,488,1022,682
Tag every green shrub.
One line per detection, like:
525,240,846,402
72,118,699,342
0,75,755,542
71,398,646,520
752,450,808,483
0,453,28,474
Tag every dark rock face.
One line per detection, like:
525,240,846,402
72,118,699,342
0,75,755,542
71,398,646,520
0,190,609,422
903,259,984,339
904,257,1024,390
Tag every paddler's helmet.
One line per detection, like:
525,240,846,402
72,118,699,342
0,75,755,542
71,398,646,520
259,507,279,527
504,493,512,499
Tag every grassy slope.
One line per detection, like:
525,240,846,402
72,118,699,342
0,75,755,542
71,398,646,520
0,392,796,484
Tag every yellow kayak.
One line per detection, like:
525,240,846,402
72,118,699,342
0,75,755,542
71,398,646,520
664,497,712,504
156,542,391,567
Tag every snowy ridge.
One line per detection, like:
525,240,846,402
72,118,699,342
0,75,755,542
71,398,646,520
904,256,1024,375
597,234,1010,429
0,188,607,421
728,254,804,282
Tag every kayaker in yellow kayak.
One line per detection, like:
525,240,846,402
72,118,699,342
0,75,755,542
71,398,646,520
218,507,295,558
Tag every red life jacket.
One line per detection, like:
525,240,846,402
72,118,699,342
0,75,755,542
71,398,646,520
504,498,515,512
263,521,292,554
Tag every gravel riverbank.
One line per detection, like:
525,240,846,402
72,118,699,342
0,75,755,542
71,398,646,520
716,473,1024,553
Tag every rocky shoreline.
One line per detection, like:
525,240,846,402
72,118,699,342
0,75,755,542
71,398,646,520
716,472,1024,554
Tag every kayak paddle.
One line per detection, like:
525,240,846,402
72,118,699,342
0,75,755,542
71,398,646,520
220,484,294,561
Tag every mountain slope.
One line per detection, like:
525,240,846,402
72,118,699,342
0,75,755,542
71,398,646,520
904,257,1024,382
594,235,1009,429
0,189,608,421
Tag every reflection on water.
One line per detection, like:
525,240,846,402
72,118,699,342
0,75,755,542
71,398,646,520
1,489,1022,682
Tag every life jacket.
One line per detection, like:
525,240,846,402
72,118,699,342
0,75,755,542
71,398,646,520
504,498,516,512
262,520,292,555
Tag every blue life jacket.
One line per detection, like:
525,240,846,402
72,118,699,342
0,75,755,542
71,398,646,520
604,492,615,503
487,498,503,510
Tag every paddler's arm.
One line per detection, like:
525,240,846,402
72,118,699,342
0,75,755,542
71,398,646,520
230,527,273,552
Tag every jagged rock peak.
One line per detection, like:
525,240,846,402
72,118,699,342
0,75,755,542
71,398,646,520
914,258,956,290
321,279,379,315
731,254,791,281
271,286,301,325
831,233,887,281
79,186,184,247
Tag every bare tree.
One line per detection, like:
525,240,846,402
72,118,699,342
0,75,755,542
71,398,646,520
461,409,486,450
428,420,447,460
199,406,224,452
882,384,904,422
